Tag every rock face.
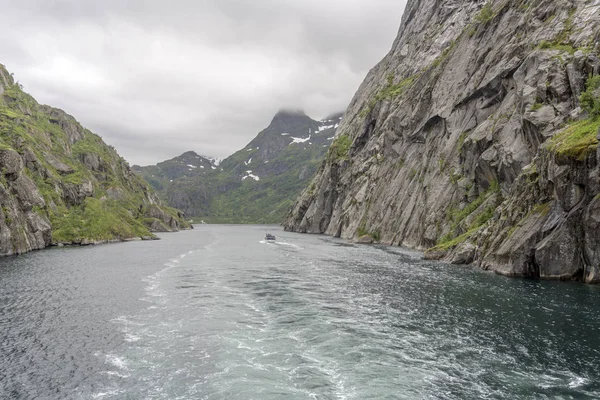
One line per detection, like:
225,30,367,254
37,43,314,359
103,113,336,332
134,110,342,223
284,0,600,283
0,64,191,256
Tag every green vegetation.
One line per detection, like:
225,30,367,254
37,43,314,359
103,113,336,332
474,2,495,24
467,25,477,38
438,157,448,173
359,73,419,117
457,131,468,152
536,8,578,55
328,134,352,162
0,65,190,246
505,202,552,240
431,41,457,69
430,226,481,252
580,75,600,117
201,141,328,224
51,198,151,243
134,113,344,224
435,180,501,249
548,117,600,159
409,168,418,180
449,168,461,184
554,8,576,46
530,102,543,111
537,40,576,55
357,225,381,242
0,108,20,119
547,75,600,160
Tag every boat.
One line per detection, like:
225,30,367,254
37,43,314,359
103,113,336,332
265,233,276,241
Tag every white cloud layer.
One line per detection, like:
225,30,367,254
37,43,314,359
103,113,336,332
0,0,407,165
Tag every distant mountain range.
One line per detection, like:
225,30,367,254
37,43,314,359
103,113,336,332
133,109,342,223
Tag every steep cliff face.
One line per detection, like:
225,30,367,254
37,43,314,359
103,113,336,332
285,0,600,282
0,64,191,256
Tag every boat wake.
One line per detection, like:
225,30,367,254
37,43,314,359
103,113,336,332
259,240,302,250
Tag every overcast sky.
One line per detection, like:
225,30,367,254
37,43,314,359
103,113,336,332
1,0,407,165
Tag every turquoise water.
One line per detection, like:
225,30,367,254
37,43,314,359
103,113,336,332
1,225,599,399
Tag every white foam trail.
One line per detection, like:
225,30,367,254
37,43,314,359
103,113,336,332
274,242,302,250
568,376,588,388
105,354,129,370
124,333,141,343
259,239,302,249
92,389,124,399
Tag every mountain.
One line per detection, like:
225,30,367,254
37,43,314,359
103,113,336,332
134,110,342,223
0,64,191,255
284,0,600,283
132,152,219,217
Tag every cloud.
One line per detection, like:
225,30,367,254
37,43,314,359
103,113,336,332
0,0,407,165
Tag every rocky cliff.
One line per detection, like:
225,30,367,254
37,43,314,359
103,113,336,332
284,0,600,283
0,64,191,256
135,110,342,223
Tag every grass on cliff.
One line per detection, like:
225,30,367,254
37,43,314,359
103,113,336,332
359,73,419,118
328,134,352,162
548,117,600,159
548,76,600,160
474,2,495,24
580,76,600,117
357,225,381,242
50,197,152,243
535,8,579,56
430,181,500,251
0,74,188,242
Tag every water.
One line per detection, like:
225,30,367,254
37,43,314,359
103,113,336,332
1,225,600,399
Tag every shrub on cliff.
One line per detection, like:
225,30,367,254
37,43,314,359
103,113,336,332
580,75,600,117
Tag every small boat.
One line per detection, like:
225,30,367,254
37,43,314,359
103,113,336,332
265,233,276,241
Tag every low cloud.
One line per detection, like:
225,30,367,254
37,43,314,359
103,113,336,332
1,0,407,165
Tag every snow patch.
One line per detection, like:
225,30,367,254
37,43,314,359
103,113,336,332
318,124,336,132
242,173,260,181
290,135,311,144
281,132,290,136
187,164,197,168
207,157,222,166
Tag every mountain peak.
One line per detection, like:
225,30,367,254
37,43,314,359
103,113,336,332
322,112,344,122
272,109,307,121
180,150,201,158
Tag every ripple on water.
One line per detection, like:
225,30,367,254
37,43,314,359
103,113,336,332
2,226,600,399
